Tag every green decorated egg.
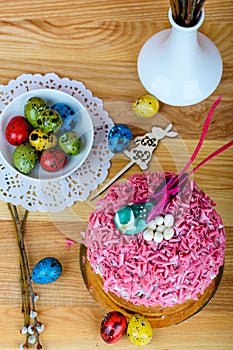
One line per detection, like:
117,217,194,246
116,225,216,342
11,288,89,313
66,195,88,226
24,97,48,128
37,109,62,134
13,143,38,174
58,131,82,156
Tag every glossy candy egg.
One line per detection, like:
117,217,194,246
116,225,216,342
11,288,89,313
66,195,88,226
51,103,78,133
133,94,159,118
37,109,62,134
58,131,82,156
24,97,48,128
108,124,132,154
31,257,62,284
29,128,49,152
40,148,67,172
114,202,154,235
127,314,152,346
13,143,38,174
100,311,127,344
5,116,31,146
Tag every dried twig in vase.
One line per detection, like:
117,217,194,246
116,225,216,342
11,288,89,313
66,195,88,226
170,0,206,27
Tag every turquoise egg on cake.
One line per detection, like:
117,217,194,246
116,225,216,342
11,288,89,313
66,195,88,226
31,257,62,284
114,202,153,235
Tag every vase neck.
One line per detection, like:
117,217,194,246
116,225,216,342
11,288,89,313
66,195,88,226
166,7,204,47
168,7,204,34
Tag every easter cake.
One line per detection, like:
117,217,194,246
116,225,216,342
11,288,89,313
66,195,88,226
82,171,225,327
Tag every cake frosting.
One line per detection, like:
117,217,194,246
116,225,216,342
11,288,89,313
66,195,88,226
83,172,225,308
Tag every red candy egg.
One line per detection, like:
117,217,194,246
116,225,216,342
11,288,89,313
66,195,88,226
100,311,127,344
40,148,67,172
5,116,30,146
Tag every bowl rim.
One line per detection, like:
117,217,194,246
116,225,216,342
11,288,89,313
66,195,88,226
0,88,94,182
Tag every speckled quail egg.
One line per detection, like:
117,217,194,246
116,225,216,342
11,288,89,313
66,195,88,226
133,94,159,118
31,257,62,284
58,131,82,156
5,116,31,146
127,314,152,346
108,124,132,153
40,148,67,172
45,133,58,149
13,143,38,174
24,97,48,128
37,109,62,134
51,103,78,133
29,128,49,152
100,311,127,344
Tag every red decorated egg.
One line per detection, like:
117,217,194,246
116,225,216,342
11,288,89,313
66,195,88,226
40,148,67,172
5,116,30,146
100,311,127,344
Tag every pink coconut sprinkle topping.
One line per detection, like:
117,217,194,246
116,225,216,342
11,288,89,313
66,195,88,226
83,172,225,308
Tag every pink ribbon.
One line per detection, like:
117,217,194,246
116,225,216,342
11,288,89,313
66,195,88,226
147,96,233,222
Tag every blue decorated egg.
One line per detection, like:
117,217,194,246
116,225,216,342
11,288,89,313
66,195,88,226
108,124,132,153
51,103,78,132
31,257,62,284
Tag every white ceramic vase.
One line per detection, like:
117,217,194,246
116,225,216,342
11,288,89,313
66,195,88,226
137,8,223,106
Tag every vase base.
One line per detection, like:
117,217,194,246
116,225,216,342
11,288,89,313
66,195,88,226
138,29,223,106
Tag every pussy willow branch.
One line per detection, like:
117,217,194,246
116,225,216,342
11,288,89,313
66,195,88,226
19,209,30,328
8,204,43,349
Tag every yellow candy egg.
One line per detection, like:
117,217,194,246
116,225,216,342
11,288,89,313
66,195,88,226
133,94,159,118
127,314,152,346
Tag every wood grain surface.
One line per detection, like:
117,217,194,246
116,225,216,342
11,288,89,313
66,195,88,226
0,1,232,349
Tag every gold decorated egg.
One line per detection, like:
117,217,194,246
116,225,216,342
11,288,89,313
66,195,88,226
127,314,152,346
132,94,159,118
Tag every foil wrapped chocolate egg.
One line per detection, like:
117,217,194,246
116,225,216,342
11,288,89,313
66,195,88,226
108,124,132,153
127,314,152,346
31,257,62,284
133,94,159,118
100,311,127,344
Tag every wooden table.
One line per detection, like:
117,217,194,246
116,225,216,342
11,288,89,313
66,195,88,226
0,1,232,349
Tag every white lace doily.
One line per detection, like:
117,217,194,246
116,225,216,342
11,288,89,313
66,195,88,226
0,73,114,212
